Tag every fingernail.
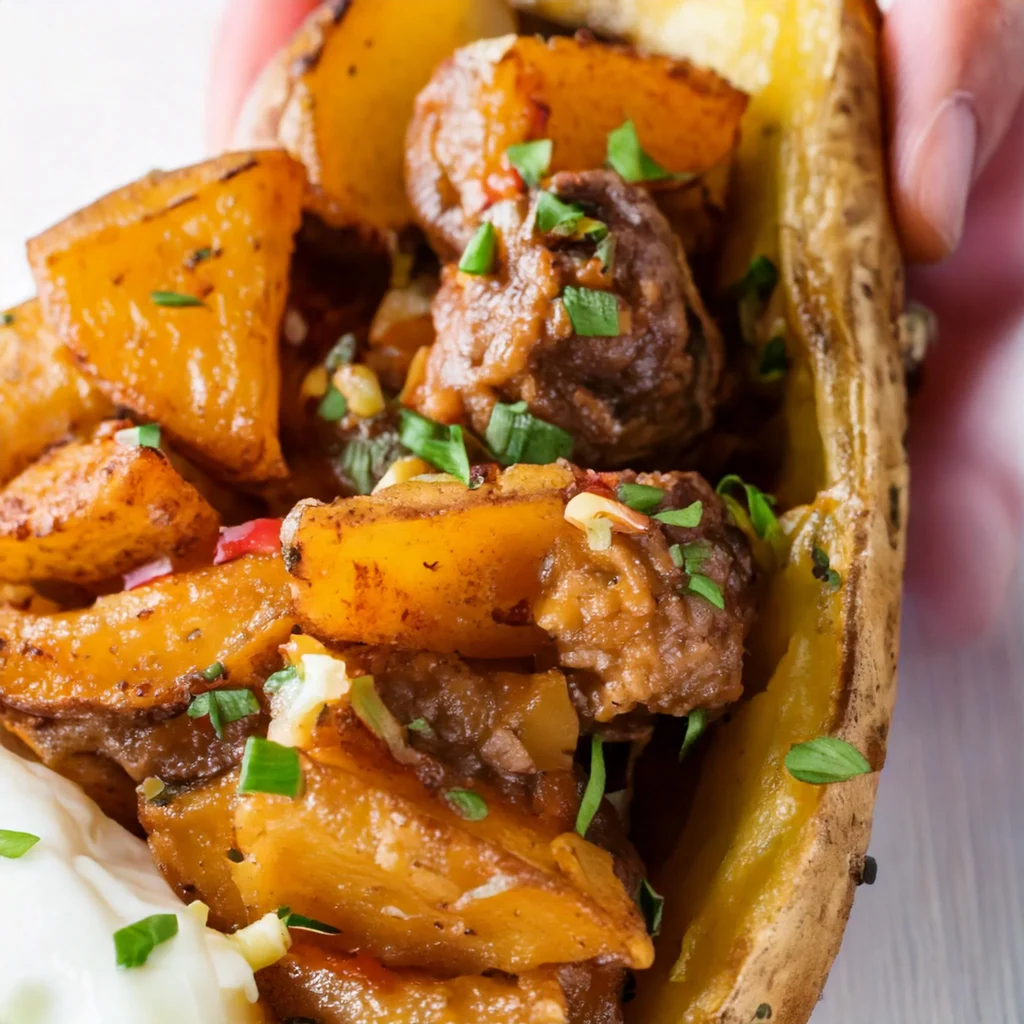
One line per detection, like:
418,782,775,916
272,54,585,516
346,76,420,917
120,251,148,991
902,94,978,255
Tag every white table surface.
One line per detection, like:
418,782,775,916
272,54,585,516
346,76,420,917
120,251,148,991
1,3,1021,1022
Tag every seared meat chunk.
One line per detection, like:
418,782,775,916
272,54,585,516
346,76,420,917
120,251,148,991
418,170,723,467
535,468,754,721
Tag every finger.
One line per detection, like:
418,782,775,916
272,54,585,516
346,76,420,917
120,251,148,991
904,103,1024,643
206,0,318,152
882,0,1024,262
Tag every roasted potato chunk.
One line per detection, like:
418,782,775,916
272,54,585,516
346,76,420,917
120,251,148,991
282,463,576,657
0,298,113,486
231,744,653,974
0,430,220,585
237,0,515,233
420,171,723,465
0,555,293,717
27,151,305,483
406,34,748,256
259,945,571,1024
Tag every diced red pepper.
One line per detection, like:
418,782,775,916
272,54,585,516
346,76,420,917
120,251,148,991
123,557,174,591
213,518,283,565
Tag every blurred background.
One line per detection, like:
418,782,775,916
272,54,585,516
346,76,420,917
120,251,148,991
0,1,1020,1021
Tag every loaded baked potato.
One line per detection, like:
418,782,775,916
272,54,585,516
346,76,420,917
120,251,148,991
0,0,905,1022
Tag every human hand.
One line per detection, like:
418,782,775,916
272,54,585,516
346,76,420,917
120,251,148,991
208,0,1024,645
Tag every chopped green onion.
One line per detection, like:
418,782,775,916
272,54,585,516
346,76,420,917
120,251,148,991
151,290,203,308
686,573,724,609
238,736,302,798
114,423,161,450
484,401,574,466
716,475,780,543
758,335,788,380
0,830,40,859
506,139,552,187
562,286,620,337
350,675,410,759
616,483,663,513
785,737,871,785
535,191,585,234
575,734,605,838
325,333,358,371
227,847,244,863
678,708,707,760
595,233,616,274
811,545,842,589
653,500,703,528
318,386,347,422
639,879,664,937
398,409,471,485
187,688,260,740
0,312,13,326
730,255,779,302
277,906,340,934
607,119,690,184
671,540,711,574
201,661,224,682
263,665,298,695
336,431,403,496
458,222,498,275
407,717,434,737
113,913,179,968
446,788,488,821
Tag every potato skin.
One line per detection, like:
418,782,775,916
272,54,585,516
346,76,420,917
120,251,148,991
0,298,113,487
0,431,220,585
27,151,305,483
406,33,748,257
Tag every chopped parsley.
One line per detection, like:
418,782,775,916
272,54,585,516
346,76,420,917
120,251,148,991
616,483,664,513
113,913,179,968
445,788,488,821
653,501,703,528
575,734,605,838
238,737,302,798
785,737,871,785
811,546,842,589
562,286,620,337
607,119,690,184
458,222,498,275
506,139,553,187
187,688,259,740
150,290,203,308
0,830,40,859
398,409,471,485
484,401,574,466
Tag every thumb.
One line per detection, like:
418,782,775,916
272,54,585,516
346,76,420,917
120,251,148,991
883,0,1024,262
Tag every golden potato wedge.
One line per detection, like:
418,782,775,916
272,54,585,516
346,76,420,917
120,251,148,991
0,430,220,585
0,555,293,717
406,33,748,255
236,0,516,233
282,463,575,657
259,945,570,1024
140,768,248,931
231,743,652,975
27,151,305,483
0,298,113,486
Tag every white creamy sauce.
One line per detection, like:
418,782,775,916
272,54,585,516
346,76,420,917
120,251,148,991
0,745,261,1024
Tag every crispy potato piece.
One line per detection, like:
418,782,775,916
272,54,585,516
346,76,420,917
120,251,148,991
282,463,575,657
237,0,516,232
406,34,748,255
27,151,305,483
0,431,220,585
0,298,113,486
259,945,570,1024
231,744,652,974
0,555,293,717
140,769,248,931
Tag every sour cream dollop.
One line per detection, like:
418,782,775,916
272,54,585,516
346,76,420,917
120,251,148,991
0,744,262,1024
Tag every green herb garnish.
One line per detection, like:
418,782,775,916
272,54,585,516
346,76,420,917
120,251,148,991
201,661,224,682
263,664,298,695
616,483,664,513
506,139,553,187
335,431,404,496
113,913,179,968
0,830,40,859
595,233,616,273
459,222,498,275
562,286,620,337
535,191,585,234
653,501,703,528
575,734,605,838
811,546,841,589
671,541,711,574
150,290,203,308
407,717,434,737
685,574,724,609
187,688,260,740
114,423,161,450
716,475,781,544
188,246,213,266
485,401,574,466
639,879,664,937
238,736,302,798
277,906,340,934
398,409,471,485
446,788,488,821
731,256,779,302
758,335,788,380
785,737,871,785
607,119,690,184
678,708,707,760
318,386,347,422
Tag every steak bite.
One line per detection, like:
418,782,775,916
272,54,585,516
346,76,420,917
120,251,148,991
418,170,723,467
535,467,755,722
